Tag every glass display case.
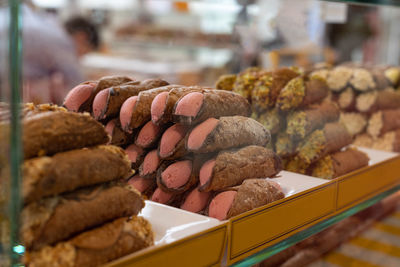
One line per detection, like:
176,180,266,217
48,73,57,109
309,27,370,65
1,0,400,266
1,1,23,266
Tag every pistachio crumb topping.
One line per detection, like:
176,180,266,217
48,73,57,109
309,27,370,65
276,77,305,111
285,157,309,174
312,155,334,179
287,111,307,138
252,73,273,111
215,74,237,91
384,67,400,85
276,132,295,157
232,68,261,100
297,130,326,164
257,109,280,133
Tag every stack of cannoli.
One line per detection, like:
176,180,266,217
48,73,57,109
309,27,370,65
217,67,368,179
17,105,153,267
134,87,284,220
63,76,285,220
308,63,400,152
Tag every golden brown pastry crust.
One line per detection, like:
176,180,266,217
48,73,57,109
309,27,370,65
187,116,270,153
173,90,251,125
22,184,144,250
24,216,154,267
99,79,169,120
22,112,109,159
199,146,281,192
23,145,132,204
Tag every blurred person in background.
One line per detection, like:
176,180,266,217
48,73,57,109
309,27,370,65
0,2,100,105
326,5,380,64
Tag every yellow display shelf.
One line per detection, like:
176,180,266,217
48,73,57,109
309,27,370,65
107,154,400,267
107,223,228,267
231,154,400,266
228,181,336,264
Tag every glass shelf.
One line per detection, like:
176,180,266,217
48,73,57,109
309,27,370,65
232,184,400,267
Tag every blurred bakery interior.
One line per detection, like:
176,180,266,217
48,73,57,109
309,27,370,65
14,0,400,104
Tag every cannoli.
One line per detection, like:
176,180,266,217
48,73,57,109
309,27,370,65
21,184,144,250
124,144,146,170
275,132,298,158
349,68,376,92
172,90,251,125
254,109,282,135
23,112,109,159
199,146,281,192
286,101,340,139
104,119,133,146
23,145,132,204
284,157,310,175
353,133,374,148
356,90,400,113
339,112,367,137
310,68,330,80
326,66,353,92
372,68,391,91
208,179,284,220
1,103,68,122
367,109,400,138
128,175,156,198
135,121,163,149
215,74,237,91
139,150,161,179
311,148,369,179
384,67,400,87
232,67,262,101
336,87,356,111
276,75,328,111
158,123,189,160
151,86,210,125
92,78,169,120
24,216,154,267
63,81,98,112
186,116,270,154
151,187,184,207
156,158,199,194
180,187,212,214
251,68,299,111
120,85,181,132
371,130,400,152
64,76,133,112
296,122,352,164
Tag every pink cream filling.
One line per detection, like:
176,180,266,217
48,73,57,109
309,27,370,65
161,160,192,189
136,121,160,147
208,191,237,220
187,118,219,150
63,83,96,112
151,92,169,122
92,88,110,119
174,92,204,117
151,188,173,203
199,159,216,186
125,144,144,163
128,175,152,193
104,119,116,137
120,96,138,131
141,150,160,175
159,124,186,157
180,188,211,213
